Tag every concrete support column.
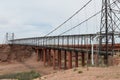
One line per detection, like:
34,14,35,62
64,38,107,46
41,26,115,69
64,50,67,69
68,51,72,69
48,49,51,66
53,50,56,69
43,49,47,66
88,53,91,65
39,49,42,61
36,49,39,61
82,52,85,66
95,53,99,66
58,50,61,69
75,51,78,67
41,50,43,61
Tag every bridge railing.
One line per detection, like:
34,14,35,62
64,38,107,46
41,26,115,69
8,33,120,51
9,34,95,48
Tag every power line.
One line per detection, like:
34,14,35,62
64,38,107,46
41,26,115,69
44,0,92,36
59,10,101,35
38,10,101,45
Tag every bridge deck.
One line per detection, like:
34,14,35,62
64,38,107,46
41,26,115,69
36,45,112,55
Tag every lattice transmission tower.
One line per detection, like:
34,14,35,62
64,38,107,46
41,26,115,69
99,0,120,65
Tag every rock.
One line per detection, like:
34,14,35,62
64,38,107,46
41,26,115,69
0,53,8,62
0,44,33,62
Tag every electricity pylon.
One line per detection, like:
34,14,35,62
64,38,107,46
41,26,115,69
99,0,120,65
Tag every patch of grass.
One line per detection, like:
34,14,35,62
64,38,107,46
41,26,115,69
73,68,77,72
78,70,83,74
0,70,40,80
96,75,103,78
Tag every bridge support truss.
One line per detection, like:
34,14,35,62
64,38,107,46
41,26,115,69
34,47,88,69
99,0,120,65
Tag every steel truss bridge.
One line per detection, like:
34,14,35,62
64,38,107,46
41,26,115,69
8,33,120,69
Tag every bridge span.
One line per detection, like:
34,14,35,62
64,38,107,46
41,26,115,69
8,33,120,69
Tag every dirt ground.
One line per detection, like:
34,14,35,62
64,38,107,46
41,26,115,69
0,45,120,80
0,53,55,76
39,65,120,80
0,45,56,76
0,52,119,80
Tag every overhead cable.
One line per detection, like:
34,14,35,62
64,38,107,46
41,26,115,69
44,0,92,36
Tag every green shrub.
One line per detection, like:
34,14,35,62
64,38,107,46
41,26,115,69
78,70,83,74
0,70,40,80
73,68,77,72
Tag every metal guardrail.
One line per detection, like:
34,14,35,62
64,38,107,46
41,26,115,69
9,34,95,46
9,33,120,47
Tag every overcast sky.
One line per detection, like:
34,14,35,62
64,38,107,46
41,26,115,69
0,0,102,43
